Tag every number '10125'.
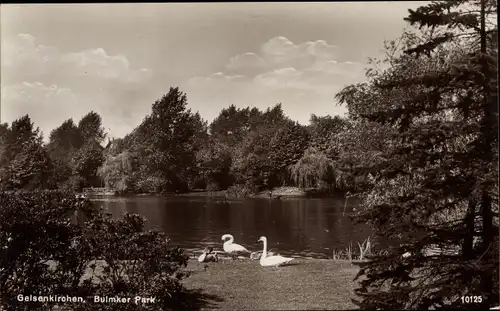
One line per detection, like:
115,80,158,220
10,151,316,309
461,296,482,304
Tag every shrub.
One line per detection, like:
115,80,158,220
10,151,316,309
225,183,256,198
0,190,192,311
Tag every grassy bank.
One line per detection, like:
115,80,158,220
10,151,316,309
252,186,307,198
183,258,359,310
176,190,229,198
43,257,360,310
176,186,334,199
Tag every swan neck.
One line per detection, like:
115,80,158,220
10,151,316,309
224,235,234,246
261,239,267,259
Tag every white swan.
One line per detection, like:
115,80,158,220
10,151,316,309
198,247,219,263
221,234,250,259
257,236,293,267
250,249,277,260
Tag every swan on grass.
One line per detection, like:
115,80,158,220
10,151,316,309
221,234,250,260
250,249,277,260
198,247,219,263
257,236,293,267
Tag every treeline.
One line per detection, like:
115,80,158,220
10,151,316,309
0,112,105,191
0,88,372,195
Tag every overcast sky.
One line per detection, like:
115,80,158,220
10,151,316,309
1,2,426,140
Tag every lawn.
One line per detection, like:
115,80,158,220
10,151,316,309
182,258,360,310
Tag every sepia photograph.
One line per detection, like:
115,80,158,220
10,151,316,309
0,1,498,310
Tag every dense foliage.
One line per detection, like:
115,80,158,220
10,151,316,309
336,0,498,309
0,116,53,191
0,191,191,311
0,1,497,309
0,88,359,195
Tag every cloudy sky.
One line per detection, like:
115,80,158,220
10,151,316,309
1,2,426,140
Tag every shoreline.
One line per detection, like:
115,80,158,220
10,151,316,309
176,186,350,199
82,186,353,200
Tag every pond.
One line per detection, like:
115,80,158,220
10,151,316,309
93,196,372,259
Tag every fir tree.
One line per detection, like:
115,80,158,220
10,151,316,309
336,0,498,309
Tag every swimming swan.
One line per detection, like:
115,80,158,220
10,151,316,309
257,236,293,267
198,247,219,263
221,234,250,259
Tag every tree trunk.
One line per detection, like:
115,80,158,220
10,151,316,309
478,0,497,306
479,191,495,306
463,198,475,259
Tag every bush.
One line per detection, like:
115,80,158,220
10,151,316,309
0,190,192,311
225,183,256,198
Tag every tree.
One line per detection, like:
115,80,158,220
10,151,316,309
131,87,207,193
233,128,273,189
268,121,309,187
78,111,106,145
0,123,9,186
209,105,261,148
0,115,53,190
195,138,233,190
230,104,292,190
71,140,105,189
97,151,135,194
46,119,84,188
308,115,348,156
336,1,498,309
332,120,394,191
289,147,336,189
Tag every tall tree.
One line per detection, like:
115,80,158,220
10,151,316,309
337,1,498,309
308,114,348,156
0,123,9,183
232,104,291,190
78,111,106,144
333,120,394,191
195,138,233,190
68,112,107,189
268,121,309,187
0,116,53,190
131,87,207,193
46,119,83,188
71,140,105,189
210,105,263,148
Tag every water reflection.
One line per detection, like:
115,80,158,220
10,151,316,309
96,196,370,259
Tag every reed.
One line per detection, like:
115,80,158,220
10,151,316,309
357,236,372,261
346,243,353,261
330,237,372,262
332,249,344,260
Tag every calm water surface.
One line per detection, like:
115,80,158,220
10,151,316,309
93,196,371,259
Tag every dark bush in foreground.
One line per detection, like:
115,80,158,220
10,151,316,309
0,190,192,311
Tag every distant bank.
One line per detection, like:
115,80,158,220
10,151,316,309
176,186,347,199
79,187,116,197
80,186,349,199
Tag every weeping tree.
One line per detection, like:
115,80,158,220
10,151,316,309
97,151,136,194
289,147,338,190
336,0,498,309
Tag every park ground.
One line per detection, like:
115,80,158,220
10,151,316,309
182,258,359,310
